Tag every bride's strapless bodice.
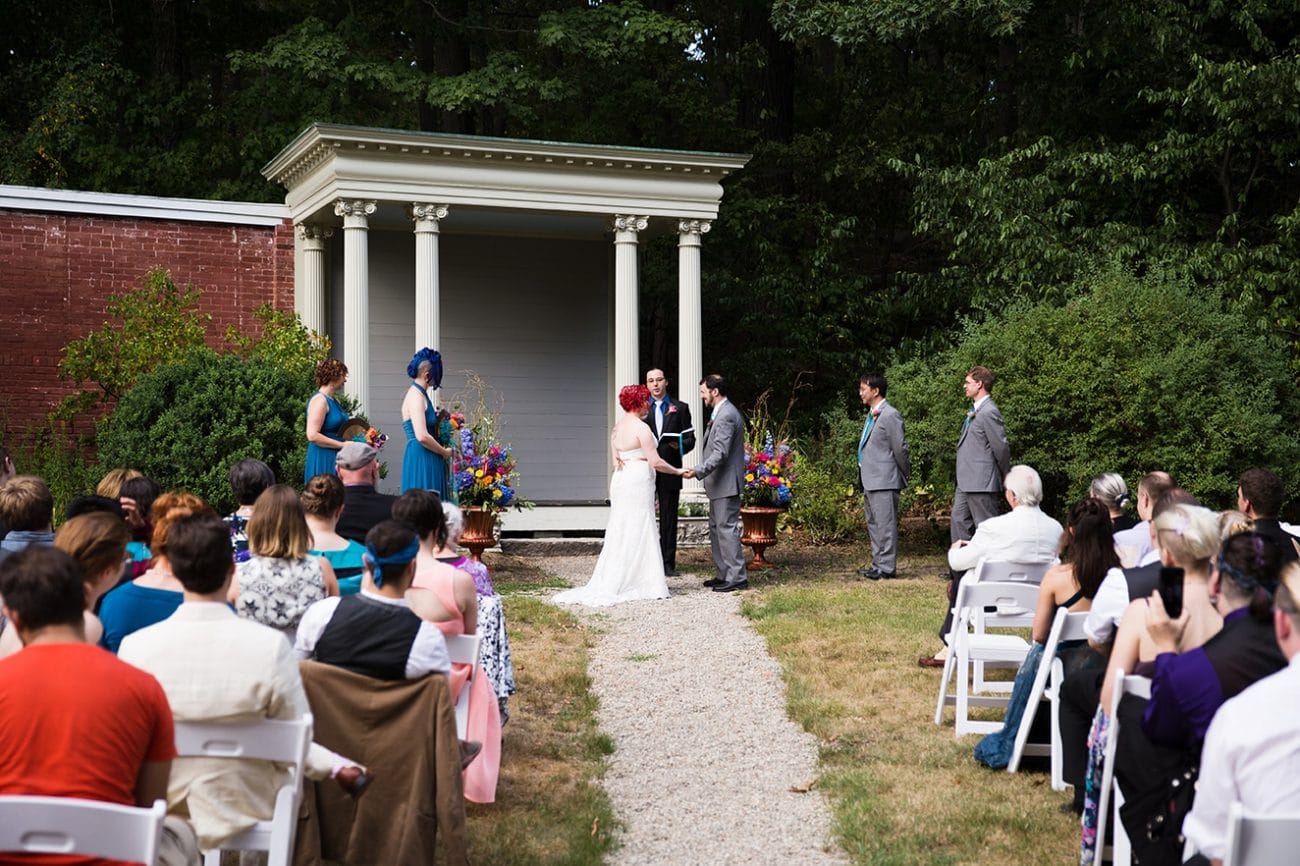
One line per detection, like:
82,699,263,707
617,449,646,461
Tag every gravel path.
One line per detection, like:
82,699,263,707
540,555,846,866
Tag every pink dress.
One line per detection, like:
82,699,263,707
412,562,502,804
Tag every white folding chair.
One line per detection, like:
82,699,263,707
173,713,312,866
444,632,482,740
1223,801,1300,866
1007,607,1090,775
1094,672,1151,866
0,795,165,861
934,580,1041,736
969,560,1051,692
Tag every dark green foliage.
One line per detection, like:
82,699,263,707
96,351,310,513
888,264,1300,518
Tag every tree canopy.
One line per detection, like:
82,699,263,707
3,0,1296,456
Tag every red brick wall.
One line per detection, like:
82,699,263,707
0,211,295,439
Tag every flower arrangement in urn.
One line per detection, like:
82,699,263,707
740,391,796,508
446,372,528,512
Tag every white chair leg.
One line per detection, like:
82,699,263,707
934,652,956,725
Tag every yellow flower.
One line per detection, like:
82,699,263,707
492,489,503,499
475,469,485,478
746,473,755,482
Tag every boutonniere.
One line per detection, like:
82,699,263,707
667,404,678,415
966,407,976,420
871,406,881,418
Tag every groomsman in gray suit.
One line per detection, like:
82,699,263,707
855,372,910,580
684,373,749,592
951,365,1011,543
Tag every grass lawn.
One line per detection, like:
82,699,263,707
456,555,618,865
729,534,1082,866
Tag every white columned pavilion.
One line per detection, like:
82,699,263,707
265,124,749,532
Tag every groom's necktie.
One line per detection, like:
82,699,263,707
961,405,975,435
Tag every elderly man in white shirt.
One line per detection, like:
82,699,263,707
1182,562,1300,866
920,465,1063,667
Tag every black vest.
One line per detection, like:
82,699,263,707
314,594,422,681
1202,611,1287,700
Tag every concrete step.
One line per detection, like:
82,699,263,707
499,537,605,556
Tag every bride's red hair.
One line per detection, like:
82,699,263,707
618,384,651,413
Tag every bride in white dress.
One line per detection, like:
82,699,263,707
554,384,687,607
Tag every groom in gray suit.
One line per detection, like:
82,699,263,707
684,373,748,592
951,365,1011,543
856,372,910,580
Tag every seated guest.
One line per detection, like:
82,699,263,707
65,494,128,521
303,473,367,595
0,475,55,561
0,546,200,865
96,466,142,500
394,491,502,802
335,442,403,544
294,520,451,680
0,511,132,659
98,491,211,653
974,498,1114,768
1218,509,1252,540
1236,467,1299,562
224,457,275,563
1112,472,1176,568
1182,561,1300,866
1091,472,1138,532
120,475,163,564
436,501,516,719
119,513,370,852
921,465,1064,668
232,484,337,636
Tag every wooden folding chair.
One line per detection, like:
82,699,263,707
0,796,165,861
1007,607,1090,775
173,712,312,866
934,579,1041,736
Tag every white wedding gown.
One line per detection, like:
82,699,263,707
553,449,670,606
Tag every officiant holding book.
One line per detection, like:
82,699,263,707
644,369,696,576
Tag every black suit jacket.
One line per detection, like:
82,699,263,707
1250,518,1300,563
644,396,695,491
1125,561,1162,601
337,484,402,544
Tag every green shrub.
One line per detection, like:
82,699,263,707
7,433,100,525
888,263,1300,516
96,351,311,512
786,451,862,544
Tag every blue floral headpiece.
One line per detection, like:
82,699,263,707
407,347,443,389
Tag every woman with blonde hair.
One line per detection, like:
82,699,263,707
95,467,141,500
302,473,367,595
97,491,211,652
233,484,338,635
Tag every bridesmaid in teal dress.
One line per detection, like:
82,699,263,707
400,348,453,497
304,359,349,484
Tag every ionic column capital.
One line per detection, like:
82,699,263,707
297,224,334,244
333,199,377,220
612,214,649,235
677,219,712,237
411,203,450,225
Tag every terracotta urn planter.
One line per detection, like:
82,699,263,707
739,506,784,569
461,507,498,561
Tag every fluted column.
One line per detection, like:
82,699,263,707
678,219,711,496
612,215,647,391
411,203,449,355
334,199,376,414
296,225,332,337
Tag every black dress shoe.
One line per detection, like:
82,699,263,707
664,568,678,577
703,577,727,588
713,580,749,593
871,571,896,581
856,566,881,579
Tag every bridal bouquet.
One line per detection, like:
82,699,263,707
743,430,795,507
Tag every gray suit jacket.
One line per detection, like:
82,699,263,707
858,400,910,492
695,398,746,501
955,397,1010,493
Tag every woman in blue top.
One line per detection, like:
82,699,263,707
400,348,453,497
302,473,367,595
304,358,349,484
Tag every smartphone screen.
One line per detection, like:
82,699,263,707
1158,566,1185,619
